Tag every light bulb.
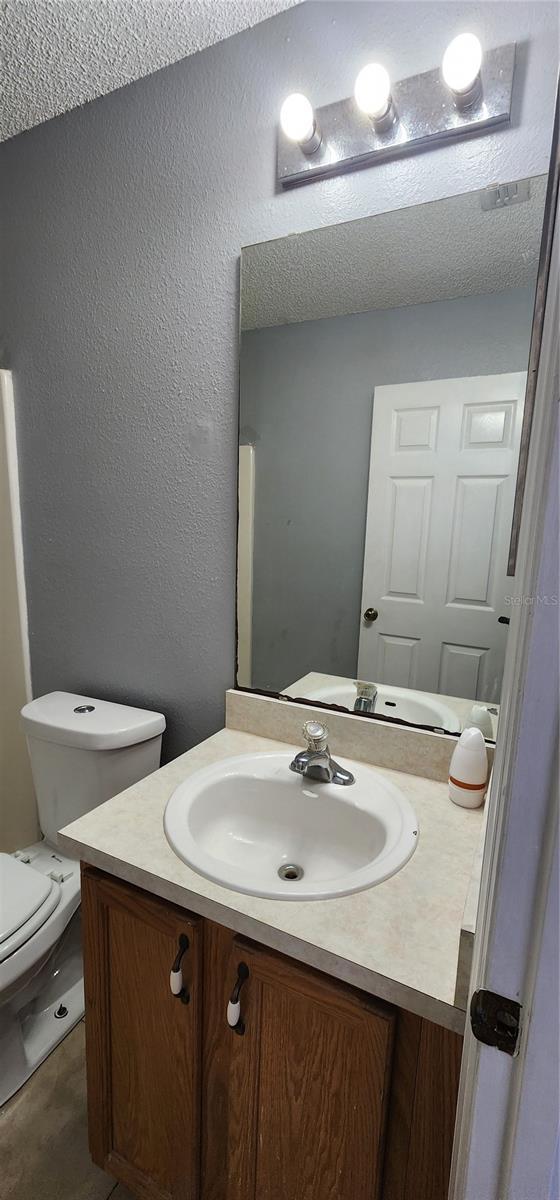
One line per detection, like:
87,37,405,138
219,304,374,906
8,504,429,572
442,33,482,96
280,93,316,144
354,63,392,121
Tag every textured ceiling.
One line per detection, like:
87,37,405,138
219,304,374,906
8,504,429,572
0,0,298,143
241,174,547,330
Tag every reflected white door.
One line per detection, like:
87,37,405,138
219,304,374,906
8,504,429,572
358,373,526,702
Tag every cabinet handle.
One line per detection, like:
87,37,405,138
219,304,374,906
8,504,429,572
227,962,249,1034
170,933,190,1004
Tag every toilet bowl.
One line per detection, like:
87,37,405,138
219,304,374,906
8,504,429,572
0,691,165,1105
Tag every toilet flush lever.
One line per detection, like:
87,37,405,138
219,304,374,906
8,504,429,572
170,934,190,1004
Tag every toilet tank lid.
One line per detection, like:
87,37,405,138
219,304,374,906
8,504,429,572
21,691,166,750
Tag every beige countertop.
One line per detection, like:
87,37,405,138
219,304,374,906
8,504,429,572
60,723,483,1033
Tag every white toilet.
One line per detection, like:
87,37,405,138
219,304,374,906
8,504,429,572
0,691,165,1105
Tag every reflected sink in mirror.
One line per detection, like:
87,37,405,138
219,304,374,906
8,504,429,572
164,751,418,901
303,680,462,733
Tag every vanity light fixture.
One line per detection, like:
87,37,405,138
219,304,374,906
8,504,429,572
279,92,321,154
354,63,396,132
442,33,483,108
277,41,515,188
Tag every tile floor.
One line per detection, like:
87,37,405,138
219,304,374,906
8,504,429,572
0,1022,134,1200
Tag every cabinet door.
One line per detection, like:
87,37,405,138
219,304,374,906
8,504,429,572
382,1010,463,1200
202,930,395,1200
82,867,202,1200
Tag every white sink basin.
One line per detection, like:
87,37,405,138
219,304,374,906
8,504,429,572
307,682,461,733
164,751,418,901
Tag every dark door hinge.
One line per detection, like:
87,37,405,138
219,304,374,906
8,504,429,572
470,989,522,1055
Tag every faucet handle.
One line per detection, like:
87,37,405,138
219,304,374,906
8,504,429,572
302,720,329,751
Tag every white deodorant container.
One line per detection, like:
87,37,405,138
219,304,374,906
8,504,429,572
448,726,488,809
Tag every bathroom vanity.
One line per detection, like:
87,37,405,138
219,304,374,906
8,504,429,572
81,866,462,1200
60,691,485,1200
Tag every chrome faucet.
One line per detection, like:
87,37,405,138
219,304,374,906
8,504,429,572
289,721,355,786
353,681,378,715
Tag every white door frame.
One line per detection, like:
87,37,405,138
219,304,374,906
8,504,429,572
450,171,559,1197
0,369,32,703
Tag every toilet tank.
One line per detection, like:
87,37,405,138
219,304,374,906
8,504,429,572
21,692,166,844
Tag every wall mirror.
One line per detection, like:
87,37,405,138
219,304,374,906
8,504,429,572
236,176,547,740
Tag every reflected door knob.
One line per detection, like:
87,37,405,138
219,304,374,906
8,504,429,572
363,607,379,623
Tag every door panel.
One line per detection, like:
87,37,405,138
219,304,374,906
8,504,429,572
393,405,439,451
439,642,489,697
446,476,505,606
461,400,516,449
378,633,420,688
207,936,395,1200
82,868,202,1200
359,373,526,702
386,477,432,599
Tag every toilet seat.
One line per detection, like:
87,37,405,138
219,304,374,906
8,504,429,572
0,854,61,964
0,843,81,1000
0,841,83,1107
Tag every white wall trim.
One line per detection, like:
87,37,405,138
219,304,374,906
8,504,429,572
237,444,255,689
0,369,32,702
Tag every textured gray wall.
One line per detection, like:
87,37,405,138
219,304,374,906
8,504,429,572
240,287,535,692
0,2,557,759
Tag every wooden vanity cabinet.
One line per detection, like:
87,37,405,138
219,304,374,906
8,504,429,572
201,922,394,1200
81,869,203,1200
82,868,463,1200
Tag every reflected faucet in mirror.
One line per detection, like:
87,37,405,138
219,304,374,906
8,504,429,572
353,681,378,715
